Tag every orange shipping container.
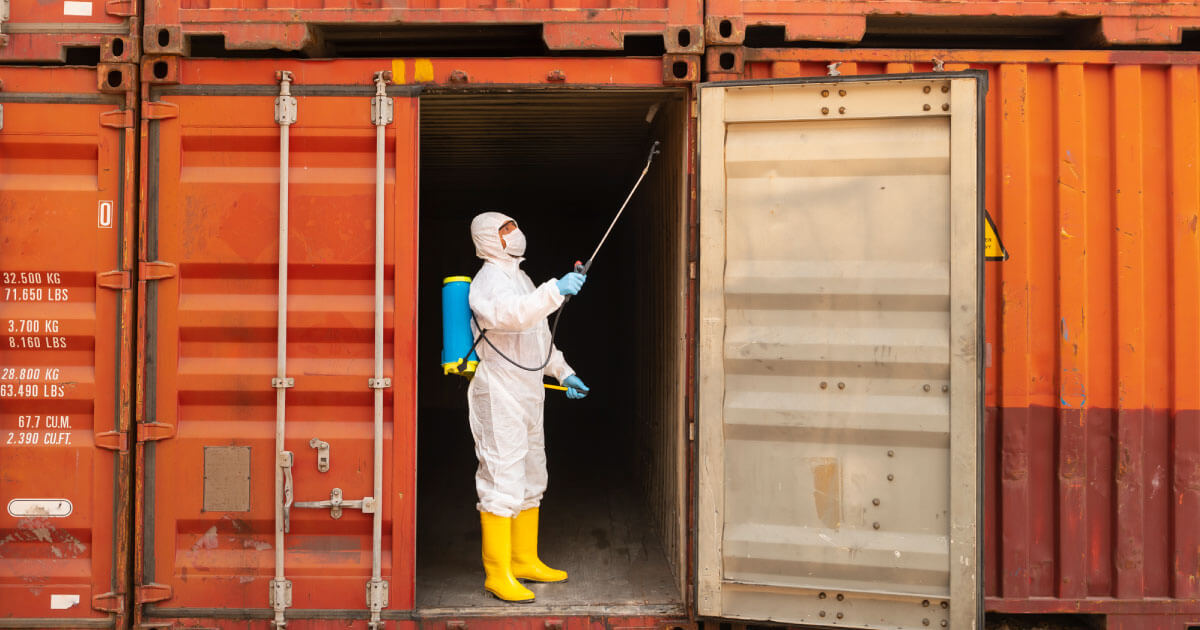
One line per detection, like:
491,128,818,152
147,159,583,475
139,0,703,58
0,65,136,628
0,0,137,63
708,47,1200,630
133,56,694,629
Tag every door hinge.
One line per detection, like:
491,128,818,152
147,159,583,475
140,260,177,281
100,109,134,128
137,422,175,442
104,0,134,16
136,583,172,604
365,578,389,611
97,270,131,290
94,430,128,452
143,101,179,120
0,104,4,131
91,591,125,613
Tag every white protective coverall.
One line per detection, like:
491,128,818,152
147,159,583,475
468,211,574,518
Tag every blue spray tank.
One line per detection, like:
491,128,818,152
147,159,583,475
441,276,478,377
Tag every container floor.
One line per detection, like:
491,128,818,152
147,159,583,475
415,407,682,614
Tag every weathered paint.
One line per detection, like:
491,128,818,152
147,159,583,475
0,64,136,629
0,0,137,63
703,0,1200,46
140,0,703,55
708,47,1200,628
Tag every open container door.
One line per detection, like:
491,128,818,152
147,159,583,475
136,59,419,628
696,73,986,630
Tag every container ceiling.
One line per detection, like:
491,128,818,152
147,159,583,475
420,90,680,193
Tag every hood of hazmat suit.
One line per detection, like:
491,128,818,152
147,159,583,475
467,211,574,518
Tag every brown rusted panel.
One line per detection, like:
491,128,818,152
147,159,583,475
0,65,135,630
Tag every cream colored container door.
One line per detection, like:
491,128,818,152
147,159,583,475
697,74,984,630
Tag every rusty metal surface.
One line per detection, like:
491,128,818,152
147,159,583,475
0,0,137,63
707,47,1200,626
141,0,702,55
0,65,135,629
703,0,1200,46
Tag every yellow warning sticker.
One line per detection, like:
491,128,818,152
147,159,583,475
984,210,1008,261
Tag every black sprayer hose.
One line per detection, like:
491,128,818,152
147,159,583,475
459,140,661,374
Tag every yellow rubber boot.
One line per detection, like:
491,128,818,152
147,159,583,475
511,508,568,583
480,511,535,602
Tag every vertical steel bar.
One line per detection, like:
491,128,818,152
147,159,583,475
367,69,392,630
271,69,297,629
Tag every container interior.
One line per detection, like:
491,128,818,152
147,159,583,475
414,89,689,613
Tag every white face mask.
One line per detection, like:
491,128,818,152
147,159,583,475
503,228,527,257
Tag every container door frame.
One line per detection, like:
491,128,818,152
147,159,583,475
0,73,135,630
696,72,986,630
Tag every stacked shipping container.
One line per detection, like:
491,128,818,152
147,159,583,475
2,0,1200,629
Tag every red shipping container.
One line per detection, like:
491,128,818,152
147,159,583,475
0,65,136,628
703,0,1200,47
708,46,1200,630
140,0,703,57
0,0,137,63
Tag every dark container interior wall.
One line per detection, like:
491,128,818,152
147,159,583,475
414,89,688,611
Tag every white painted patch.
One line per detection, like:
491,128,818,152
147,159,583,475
7,499,72,518
63,1,92,15
50,594,80,609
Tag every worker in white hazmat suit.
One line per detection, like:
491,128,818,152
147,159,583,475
467,211,590,603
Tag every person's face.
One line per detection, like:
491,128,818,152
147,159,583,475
498,220,517,249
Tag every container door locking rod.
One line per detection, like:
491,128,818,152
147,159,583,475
366,70,392,629
270,69,297,630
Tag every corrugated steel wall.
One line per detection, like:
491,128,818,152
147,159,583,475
718,49,1200,623
633,96,689,592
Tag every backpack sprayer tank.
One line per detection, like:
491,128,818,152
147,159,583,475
441,276,478,377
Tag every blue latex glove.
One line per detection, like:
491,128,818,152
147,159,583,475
555,272,586,296
563,374,589,400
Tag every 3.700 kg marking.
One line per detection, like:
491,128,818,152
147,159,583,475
8,320,60,333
